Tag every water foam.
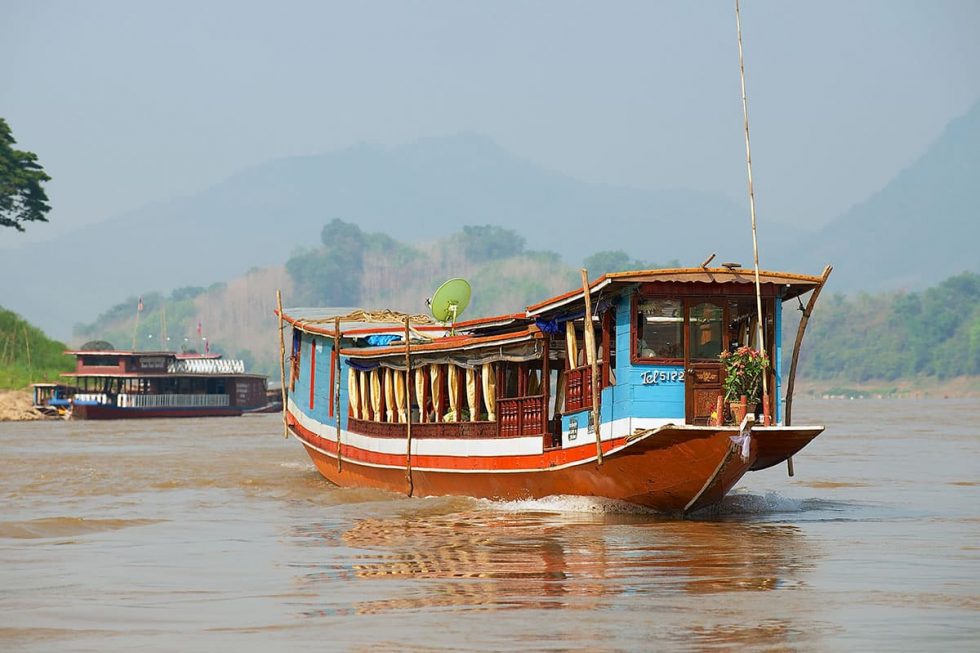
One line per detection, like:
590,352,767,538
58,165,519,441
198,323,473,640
481,494,658,515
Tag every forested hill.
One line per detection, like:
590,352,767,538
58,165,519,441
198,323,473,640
73,220,980,389
73,223,671,378
798,272,980,382
0,308,74,389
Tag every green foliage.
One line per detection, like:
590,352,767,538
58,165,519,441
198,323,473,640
170,286,206,301
0,307,74,389
74,293,201,352
456,225,525,262
583,250,680,275
800,272,980,381
287,219,366,305
721,346,769,403
0,118,52,231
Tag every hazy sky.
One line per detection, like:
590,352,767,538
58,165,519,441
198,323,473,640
2,0,978,246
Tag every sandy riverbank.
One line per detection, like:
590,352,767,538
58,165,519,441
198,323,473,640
0,390,47,421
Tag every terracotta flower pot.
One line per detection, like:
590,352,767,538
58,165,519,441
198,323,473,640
729,398,747,424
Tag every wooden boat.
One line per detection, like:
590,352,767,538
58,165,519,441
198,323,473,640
278,266,831,515
36,344,270,419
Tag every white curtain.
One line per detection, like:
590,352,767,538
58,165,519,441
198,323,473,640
383,368,395,422
583,317,597,367
348,369,360,419
415,367,427,422
565,321,579,369
447,364,459,422
370,369,382,422
482,362,496,422
359,369,370,421
395,370,407,423
430,364,442,423
466,367,478,421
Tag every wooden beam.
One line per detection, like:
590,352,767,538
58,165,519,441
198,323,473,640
404,318,414,496
334,317,342,472
276,290,288,439
580,269,603,465
784,265,833,475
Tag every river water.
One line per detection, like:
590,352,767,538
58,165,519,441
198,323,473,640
1,399,977,651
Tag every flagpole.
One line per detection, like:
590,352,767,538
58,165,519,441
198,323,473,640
131,297,143,350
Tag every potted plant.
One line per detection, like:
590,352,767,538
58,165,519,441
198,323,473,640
720,346,769,424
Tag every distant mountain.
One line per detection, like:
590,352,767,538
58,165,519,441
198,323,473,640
777,101,980,291
1,133,803,338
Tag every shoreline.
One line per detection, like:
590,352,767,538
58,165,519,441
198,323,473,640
3,376,978,422
0,390,48,421
793,376,980,400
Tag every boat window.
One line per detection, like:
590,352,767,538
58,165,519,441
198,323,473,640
635,299,683,361
689,302,724,360
80,355,118,367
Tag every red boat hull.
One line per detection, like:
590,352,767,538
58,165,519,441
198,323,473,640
288,410,765,515
71,403,244,419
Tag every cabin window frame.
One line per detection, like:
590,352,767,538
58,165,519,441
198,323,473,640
630,295,686,365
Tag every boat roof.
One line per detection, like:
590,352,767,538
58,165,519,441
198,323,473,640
280,266,825,354
280,308,527,339
527,267,824,316
63,349,223,359
60,372,267,379
338,327,539,359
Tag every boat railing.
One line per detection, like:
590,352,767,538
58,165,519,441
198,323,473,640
116,393,231,408
348,418,498,439
497,394,546,437
167,359,245,374
565,365,594,413
74,393,109,405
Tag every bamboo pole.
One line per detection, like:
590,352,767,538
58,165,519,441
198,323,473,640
580,269,602,465
785,266,833,466
276,290,288,439
23,324,32,384
335,317,343,472
404,317,414,496
736,0,770,423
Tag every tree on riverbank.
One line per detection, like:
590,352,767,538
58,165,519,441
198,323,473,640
0,307,73,389
0,118,52,231
799,272,980,381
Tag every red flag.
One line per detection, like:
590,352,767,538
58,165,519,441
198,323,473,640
197,321,202,336
204,338,209,353
137,297,144,312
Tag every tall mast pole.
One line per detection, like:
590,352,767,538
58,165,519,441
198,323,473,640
736,0,769,418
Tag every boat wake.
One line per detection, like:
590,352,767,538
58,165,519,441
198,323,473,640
693,490,852,519
481,494,658,516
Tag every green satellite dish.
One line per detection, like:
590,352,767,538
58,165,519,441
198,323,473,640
428,278,472,330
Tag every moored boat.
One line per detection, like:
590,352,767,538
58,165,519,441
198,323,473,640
33,342,270,419
278,266,830,514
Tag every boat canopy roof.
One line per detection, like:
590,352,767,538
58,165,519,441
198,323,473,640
527,267,824,316
280,266,825,356
279,307,527,339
